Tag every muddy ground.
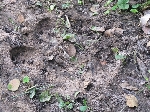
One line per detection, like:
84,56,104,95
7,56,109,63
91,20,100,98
0,0,150,112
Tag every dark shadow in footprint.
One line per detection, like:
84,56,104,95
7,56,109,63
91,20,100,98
9,46,34,65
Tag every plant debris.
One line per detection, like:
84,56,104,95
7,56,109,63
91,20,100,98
8,79,20,91
120,82,138,91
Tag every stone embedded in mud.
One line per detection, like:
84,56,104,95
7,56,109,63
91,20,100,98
104,28,124,37
48,55,54,60
125,94,138,107
100,60,106,66
17,14,25,23
66,44,76,57
104,29,115,37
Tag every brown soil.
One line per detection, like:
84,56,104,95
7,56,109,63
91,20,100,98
0,0,150,112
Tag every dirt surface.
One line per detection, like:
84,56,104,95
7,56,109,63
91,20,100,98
0,0,150,112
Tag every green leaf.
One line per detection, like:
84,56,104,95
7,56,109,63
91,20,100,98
63,33,75,40
111,5,118,10
146,84,150,90
130,9,138,13
62,2,70,9
26,86,36,98
117,0,129,10
79,106,88,112
132,4,140,8
58,98,66,108
115,54,126,60
117,0,129,4
111,47,119,54
66,95,70,100
29,88,36,98
7,84,12,90
39,91,51,102
83,99,87,106
144,76,149,81
70,56,77,62
118,4,129,9
104,10,110,15
67,103,73,109
22,76,30,83
148,70,150,73
104,0,113,7
36,1,42,7
78,0,83,5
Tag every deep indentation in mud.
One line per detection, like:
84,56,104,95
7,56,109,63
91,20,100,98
9,46,34,64
85,83,94,91
36,18,52,33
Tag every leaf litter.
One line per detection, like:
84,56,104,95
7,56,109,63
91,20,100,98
120,82,138,91
140,10,150,34
8,79,20,91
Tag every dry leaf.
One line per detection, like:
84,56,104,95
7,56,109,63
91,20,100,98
66,44,76,57
147,41,150,47
140,14,150,34
146,19,150,27
140,14,150,26
83,80,90,89
17,14,25,23
65,15,71,28
120,82,138,91
91,26,105,32
142,27,150,34
10,0,16,3
3,0,16,4
143,10,150,15
8,79,20,91
125,94,138,107
104,29,115,37
114,28,124,35
97,0,102,2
